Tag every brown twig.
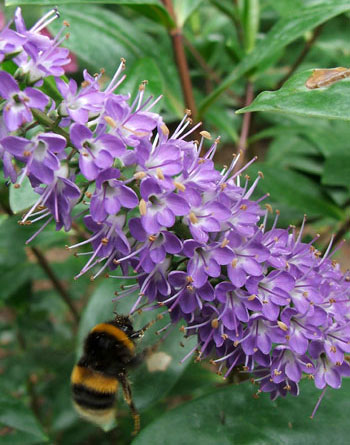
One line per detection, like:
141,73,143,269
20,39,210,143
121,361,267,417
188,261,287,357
276,24,324,90
30,246,80,324
162,0,197,118
235,81,254,171
183,36,241,103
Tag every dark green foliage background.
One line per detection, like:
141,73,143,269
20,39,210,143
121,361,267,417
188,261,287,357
0,0,349,443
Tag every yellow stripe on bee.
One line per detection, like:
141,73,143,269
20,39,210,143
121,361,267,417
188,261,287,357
71,365,118,393
91,323,135,351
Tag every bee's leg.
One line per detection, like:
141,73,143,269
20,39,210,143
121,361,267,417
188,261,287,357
130,318,157,340
119,372,140,436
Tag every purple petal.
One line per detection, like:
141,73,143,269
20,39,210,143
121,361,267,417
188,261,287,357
79,156,99,180
325,368,341,389
166,193,190,215
70,123,92,149
157,208,175,227
163,231,182,254
25,87,48,109
256,332,271,355
285,361,301,382
129,218,147,242
118,185,138,209
0,71,18,97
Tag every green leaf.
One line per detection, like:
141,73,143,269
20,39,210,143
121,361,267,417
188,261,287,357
9,177,38,214
267,0,304,17
238,69,350,120
132,379,350,445
247,163,344,220
173,0,204,27
4,0,174,28
48,5,156,76
0,216,33,267
0,393,48,444
199,0,350,115
322,152,350,187
265,135,323,175
0,264,34,302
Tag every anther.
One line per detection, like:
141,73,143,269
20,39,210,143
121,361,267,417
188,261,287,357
277,321,288,331
156,168,164,180
265,204,273,213
104,116,117,127
134,171,147,180
189,212,198,224
139,199,147,215
211,318,219,329
306,363,313,368
220,238,229,248
174,181,186,192
231,258,238,268
161,124,169,135
200,130,211,140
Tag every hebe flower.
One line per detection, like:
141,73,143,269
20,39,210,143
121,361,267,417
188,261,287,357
0,7,350,410
0,71,48,131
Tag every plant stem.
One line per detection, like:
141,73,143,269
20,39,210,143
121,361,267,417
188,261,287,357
235,81,254,171
31,108,72,146
30,246,80,324
183,36,241,103
162,0,197,118
276,24,323,89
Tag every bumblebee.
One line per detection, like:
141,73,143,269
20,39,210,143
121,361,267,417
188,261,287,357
71,314,153,434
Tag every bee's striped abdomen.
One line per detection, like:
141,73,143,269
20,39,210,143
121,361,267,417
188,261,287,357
71,365,118,427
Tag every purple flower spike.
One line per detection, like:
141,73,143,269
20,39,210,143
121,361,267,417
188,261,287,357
0,72,48,131
3,7,348,403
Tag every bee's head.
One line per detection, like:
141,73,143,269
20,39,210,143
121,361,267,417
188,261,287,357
112,313,135,337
